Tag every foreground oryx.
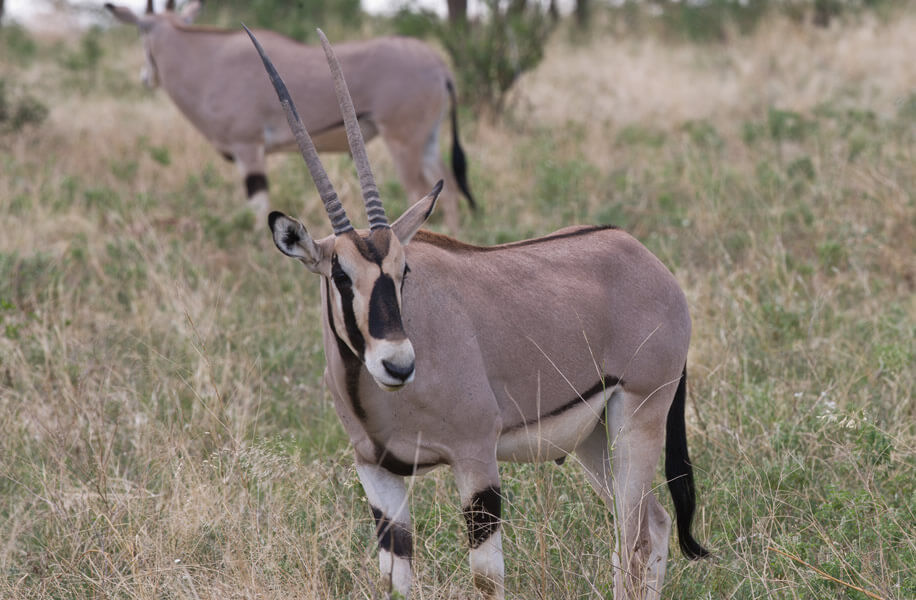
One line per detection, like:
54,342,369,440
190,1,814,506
104,2,475,229
250,26,707,600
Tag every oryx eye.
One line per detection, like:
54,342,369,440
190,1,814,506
400,263,410,291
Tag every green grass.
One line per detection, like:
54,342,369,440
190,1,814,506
1,10,914,600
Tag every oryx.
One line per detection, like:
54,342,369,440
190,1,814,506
250,26,707,600
104,2,475,229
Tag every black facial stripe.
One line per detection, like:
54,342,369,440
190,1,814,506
370,506,413,559
330,256,365,361
331,256,352,288
464,486,501,549
326,279,367,421
503,375,622,433
368,274,405,340
244,173,268,197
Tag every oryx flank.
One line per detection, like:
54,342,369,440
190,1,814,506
104,2,475,229
250,26,707,600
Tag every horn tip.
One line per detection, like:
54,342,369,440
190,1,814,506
432,179,444,197
316,28,331,50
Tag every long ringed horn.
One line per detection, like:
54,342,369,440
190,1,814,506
243,25,353,235
146,0,154,14
316,29,388,230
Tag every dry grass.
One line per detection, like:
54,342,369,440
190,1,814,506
1,7,914,600
512,12,916,130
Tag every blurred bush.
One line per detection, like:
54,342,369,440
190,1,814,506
0,22,37,65
59,26,104,71
0,78,48,133
197,0,362,43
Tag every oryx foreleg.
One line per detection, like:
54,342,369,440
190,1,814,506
356,463,413,599
453,459,505,599
229,143,269,221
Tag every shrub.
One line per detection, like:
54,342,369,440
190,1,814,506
199,0,362,43
394,1,555,113
0,78,48,133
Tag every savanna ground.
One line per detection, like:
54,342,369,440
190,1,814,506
1,3,914,599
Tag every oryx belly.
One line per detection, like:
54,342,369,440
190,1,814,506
496,389,611,462
265,118,380,154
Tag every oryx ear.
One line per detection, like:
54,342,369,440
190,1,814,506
392,180,442,246
105,3,140,24
179,0,203,24
105,3,156,30
268,211,328,274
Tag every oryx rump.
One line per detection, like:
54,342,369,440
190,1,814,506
251,26,707,600
105,1,475,228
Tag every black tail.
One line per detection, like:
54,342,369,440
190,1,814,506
446,80,476,211
664,366,709,560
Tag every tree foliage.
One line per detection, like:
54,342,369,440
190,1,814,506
395,0,556,114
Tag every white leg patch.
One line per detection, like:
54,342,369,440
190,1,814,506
469,529,505,599
248,190,269,223
379,549,412,598
356,464,413,598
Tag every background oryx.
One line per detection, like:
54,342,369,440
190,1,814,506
104,1,475,229
250,26,707,600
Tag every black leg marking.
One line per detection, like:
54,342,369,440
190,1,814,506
464,486,501,549
370,506,413,559
244,173,268,198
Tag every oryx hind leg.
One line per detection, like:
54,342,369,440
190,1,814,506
453,459,505,599
575,389,672,600
381,118,460,233
355,463,413,599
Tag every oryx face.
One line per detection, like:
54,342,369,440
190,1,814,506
267,194,437,393
328,228,415,390
104,1,203,88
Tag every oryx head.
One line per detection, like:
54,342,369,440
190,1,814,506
247,27,442,391
104,1,203,88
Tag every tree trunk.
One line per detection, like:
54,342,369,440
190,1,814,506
447,0,467,26
575,0,589,28
509,0,527,16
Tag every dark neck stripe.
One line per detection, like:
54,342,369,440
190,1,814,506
503,374,622,433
